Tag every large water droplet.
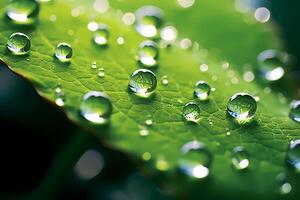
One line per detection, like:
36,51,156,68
128,69,157,97
137,40,159,67
93,24,109,46
289,100,300,122
286,139,300,172
7,32,31,55
257,49,286,81
194,81,211,100
135,6,164,38
80,91,112,124
6,0,40,24
55,43,73,62
182,102,201,123
227,93,257,121
179,141,212,179
231,146,249,170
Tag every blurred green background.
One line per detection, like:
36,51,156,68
0,0,300,199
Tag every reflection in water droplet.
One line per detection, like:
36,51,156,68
194,81,211,100
254,7,270,23
182,102,201,123
231,146,249,170
137,40,159,67
74,149,105,180
128,69,157,97
55,43,73,62
122,12,135,25
227,93,257,121
98,68,105,78
93,24,109,46
6,0,40,24
135,6,164,38
258,49,286,81
80,91,112,124
177,0,195,8
7,32,31,55
289,100,300,122
179,141,212,179
286,139,300,172
160,26,177,44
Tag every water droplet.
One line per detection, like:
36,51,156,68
243,70,255,82
87,21,98,32
6,0,40,24
160,26,177,44
156,157,170,171
135,6,164,38
55,97,65,107
231,146,249,170
145,115,153,126
199,63,208,72
286,139,300,171
227,93,257,121
71,8,80,17
182,102,201,123
222,61,230,69
116,36,125,45
257,50,286,81
177,0,195,8
49,14,56,22
122,12,135,25
142,152,151,161
179,141,212,179
161,75,169,85
289,100,300,122
137,40,159,67
80,91,112,124
128,69,157,97
180,38,192,49
93,24,109,46
55,43,73,62
7,32,31,55
277,173,292,195
254,7,270,23
93,0,109,13
98,68,105,78
139,125,149,136
194,81,211,100
74,149,105,180
91,61,97,69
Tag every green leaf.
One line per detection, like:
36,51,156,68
0,0,299,199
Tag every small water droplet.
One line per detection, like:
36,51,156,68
122,12,135,25
145,115,153,126
80,91,112,124
137,40,159,67
257,50,286,81
160,26,177,44
211,87,216,92
182,102,201,123
135,6,164,38
93,24,109,46
286,139,300,171
116,36,125,45
254,7,270,23
227,93,257,121
177,0,195,8
179,141,212,179
93,0,109,13
222,61,230,69
142,152,151,161
7,32,31,55
87,21,98,32
194,81,211,100
139,125,149,136
91,61,97,69
98,68,105,78
180,38,192,49
161,75,169,85
199,63,208,72
231,146,249,170
55,43,73,62
264,87,271,94
277,173,292,195
128,69,157,97
289,100,300,122
243,71,255,82
6,0,40,24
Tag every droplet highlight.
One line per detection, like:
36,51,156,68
194,81,211,100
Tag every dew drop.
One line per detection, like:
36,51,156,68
116,36,125,45
98,68,105,78
182,102,201,123
87,21,98,32
243,70,255,82
161,75,169,85
135,6,164,38
227,93,257,121
179,141,212,179
194,81,211,100
142,152,152,161
254,7,270,23
80,91,112,124
91,61,97,69
128,69,157,97
122,12,135,26
286,139,300,172
231,146,249,170
6,0,40,24
289,100,300,122
160,26,177,44
137,40,159,67
93,24,109,46
180,38,192,49
7,32,31,55
156,158,170,171
139,125,149,136
55,43,73,62
257,50,286,81
199,63,208,72
55,97,65,107
277,173,292,195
